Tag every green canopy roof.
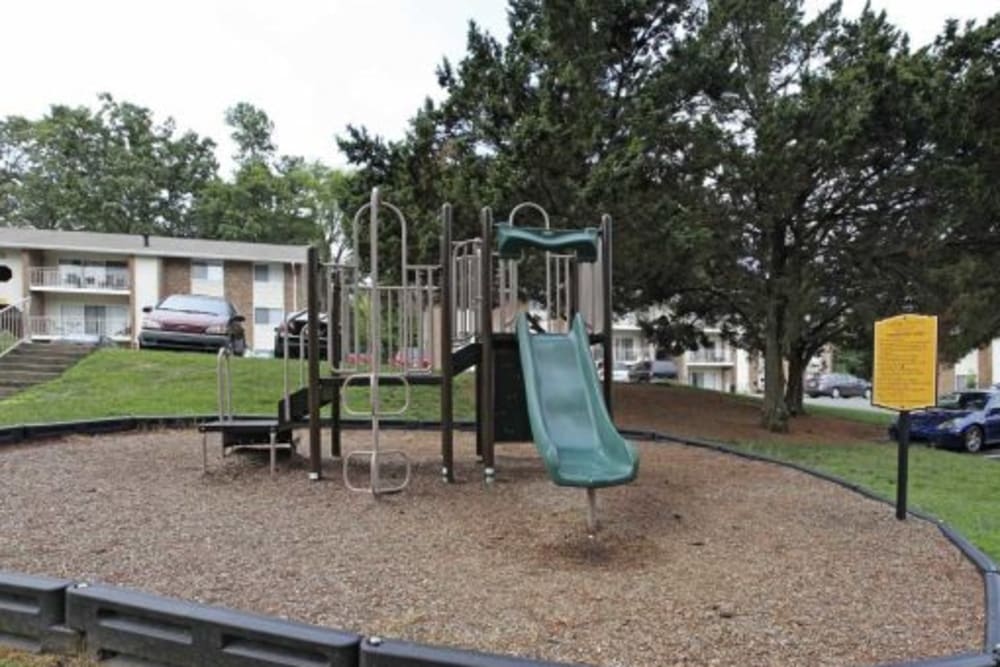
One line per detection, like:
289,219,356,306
494,225,600,262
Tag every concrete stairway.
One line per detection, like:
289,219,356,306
0,342,94,399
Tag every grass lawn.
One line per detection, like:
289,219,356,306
736,439,1000,562
0,348,475,426
801,403,894,427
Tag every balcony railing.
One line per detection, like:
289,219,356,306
29,316,132,340
29,267,130,292
687,349,735,364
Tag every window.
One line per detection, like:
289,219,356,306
614,336,635,362
254,264,271,282
254,308,284,325
192,260,223,281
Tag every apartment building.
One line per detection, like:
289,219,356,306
603,312,745,390
0,228,308,353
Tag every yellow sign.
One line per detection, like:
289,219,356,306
873,314,938,411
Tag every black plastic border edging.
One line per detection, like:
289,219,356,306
359,636,587,667
621,428,1000,664
65,582,361,667
1,416,998,665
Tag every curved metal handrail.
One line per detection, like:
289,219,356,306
509,201,551,229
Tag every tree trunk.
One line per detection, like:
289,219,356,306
762,299,789,432
785,352,806,416
762,221,789,432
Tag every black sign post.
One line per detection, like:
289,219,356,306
895,410,911,520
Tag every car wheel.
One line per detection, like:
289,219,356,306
963,426,983,453
831,388,841,399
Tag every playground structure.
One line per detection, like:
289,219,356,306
201,187,637,528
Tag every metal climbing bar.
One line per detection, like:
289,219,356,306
338,187,446,495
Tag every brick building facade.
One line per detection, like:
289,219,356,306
0,229,309,354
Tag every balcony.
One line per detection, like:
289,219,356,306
30,316,132,342
29,267,130,294
686,349,735,365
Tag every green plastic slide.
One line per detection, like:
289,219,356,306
515,312,639,488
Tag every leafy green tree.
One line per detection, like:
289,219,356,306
340,0,701,313
0,94,218,235
225,102,276,164
641,1,939,428
195,102,354,246
916,16,1000,362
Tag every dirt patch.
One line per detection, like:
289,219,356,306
614,383,884,444
0,429,981,667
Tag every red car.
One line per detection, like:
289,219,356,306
139,294,246,356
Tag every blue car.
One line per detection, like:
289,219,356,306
888,390,998,453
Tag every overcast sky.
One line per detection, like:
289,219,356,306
1,1,995,172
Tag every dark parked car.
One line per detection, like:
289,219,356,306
888,390,997,452
628,359,678,383
805,373,871,399
139,294,246,356
273,310,328,359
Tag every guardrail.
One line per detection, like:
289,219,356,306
0,575,581,667
0,572,79,653
66,583,361,666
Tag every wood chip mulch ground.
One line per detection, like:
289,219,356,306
612,383,886,445
0,424,983,667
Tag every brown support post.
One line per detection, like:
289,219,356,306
480,207,495,481
440,204,455,482
475,364,483,458
601,215,614,417
307,246,322,479
330,268,342,459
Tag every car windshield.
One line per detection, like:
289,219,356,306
158,295,230,317
938,392,990,410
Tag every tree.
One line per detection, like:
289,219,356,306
195,102,355,246
643,1,938,429
916,16,1000,362
0,94,218,235
340,1,700,307
225,102,276,164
